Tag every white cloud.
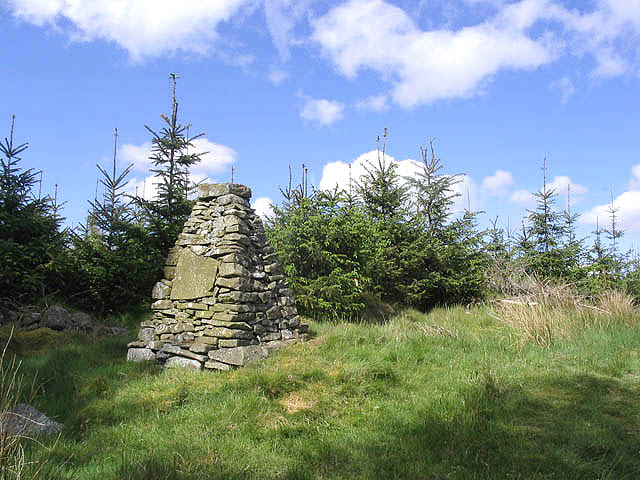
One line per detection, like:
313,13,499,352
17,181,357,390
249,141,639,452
629,164,640,190
263,0,309,60
299,95,344,127
319,149,478,213
547,175,588,205
451,173,480,213
581,165,640,233
121,138,237,176
9,0,640,97
124,174,159,200
120,141,152,172
119,137,237,200
252,196,274,218
508,174,587,207
311,0,640,107
7,0,253,61
355,94,389,113
268,68,289,85
191,138,238,176
542,0,640,78
319,150,420,192
311,0,555,107
510,189,535,207
549,76,575,104
581,191,640,233
481,169,514,196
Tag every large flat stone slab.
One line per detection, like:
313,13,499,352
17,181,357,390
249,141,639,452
208,345,268,366
171,249,219,300
198,183,251,200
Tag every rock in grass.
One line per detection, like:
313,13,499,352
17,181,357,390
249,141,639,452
0,404,62,436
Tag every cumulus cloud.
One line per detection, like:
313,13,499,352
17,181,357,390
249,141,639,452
120,141,152,172
549,76,575,104
481,169,514,196
510,189,535,207
629,164,640,190
319,150,420,192
268,68,289,85
119,137,237,199
580,164,640,233
8,0,640,101
508,174,587,208
581,191,640,233
319,149,478,213
252,196,275,219
191,139,238,176
547,175,588,205
310,0,640,107
311,0,555,107
121,138,237,176
299,94,344,127
548,0,640,78
354,94,389,113
263,0,309,60
7,0,253,60
125,174,159,200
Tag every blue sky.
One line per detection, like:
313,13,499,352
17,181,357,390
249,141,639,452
2,0,640,251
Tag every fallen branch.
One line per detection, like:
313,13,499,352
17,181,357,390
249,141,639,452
493,299,539,307
577,303,612,316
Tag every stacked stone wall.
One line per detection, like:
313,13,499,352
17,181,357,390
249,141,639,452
127,183,307,370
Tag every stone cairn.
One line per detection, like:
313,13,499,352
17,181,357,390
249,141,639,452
127,183,307,371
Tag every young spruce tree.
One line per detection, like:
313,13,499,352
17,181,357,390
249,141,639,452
403,139,486,308
138,74,205,252
68,128,162,314
0,116,65,304
356,130,411,304
521,158,569,278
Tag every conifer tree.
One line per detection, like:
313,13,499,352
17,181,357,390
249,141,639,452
521,158,568,278
405,138,461,235
0,116,64,303
137,74,205,251
560,184,585,281
604,191,624,278
356,129,408,223
65,128,163,314
88,128,134,249
268,177,374,320
355,130,411,303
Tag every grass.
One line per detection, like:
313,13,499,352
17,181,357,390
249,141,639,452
3,303,640,479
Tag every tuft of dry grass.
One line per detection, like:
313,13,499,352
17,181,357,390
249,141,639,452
490,275,638,346
599,290,637,319
491,300,580,347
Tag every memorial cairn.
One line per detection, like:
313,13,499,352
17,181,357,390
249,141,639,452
127,183,308,371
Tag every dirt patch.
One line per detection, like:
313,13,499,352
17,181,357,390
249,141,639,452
280,393,317,413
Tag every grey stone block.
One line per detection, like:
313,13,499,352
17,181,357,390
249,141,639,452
165,356,202,370
127,348,155,362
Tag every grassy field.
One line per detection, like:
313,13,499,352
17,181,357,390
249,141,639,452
3,304,640,479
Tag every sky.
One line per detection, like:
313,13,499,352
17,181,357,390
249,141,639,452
2,0,640,251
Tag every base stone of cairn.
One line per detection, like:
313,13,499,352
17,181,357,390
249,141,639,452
127,183,308,370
